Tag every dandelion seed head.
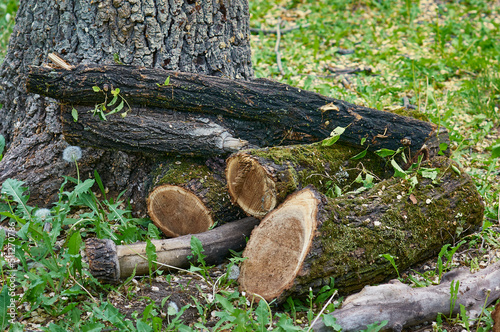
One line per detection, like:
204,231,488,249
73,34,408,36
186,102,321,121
63,146,82,162
34,208,51,221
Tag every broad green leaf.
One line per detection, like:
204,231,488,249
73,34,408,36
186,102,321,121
350,148,367,160
321,135,341,146
92,86,101,92
322,314,342,330
375,148,396,158
0,285,11,331
420,168,438,181
255,299,270,330
190,236,206,264
111,88,120,96
107,94,118,106
391,159,408,179
0,134,5,156
146,239,157,272
165,76,170,85
71,107,78,122
1,179,32,219
491,144,500,159
322,126,346,146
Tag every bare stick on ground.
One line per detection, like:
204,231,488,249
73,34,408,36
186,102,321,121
85,217,260,283
312,261,500,331
238,157,484,302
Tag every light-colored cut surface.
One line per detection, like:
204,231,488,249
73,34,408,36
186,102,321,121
226,154,277,218
147,185,213,237
239,188,319,300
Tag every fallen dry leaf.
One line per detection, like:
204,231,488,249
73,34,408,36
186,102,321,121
409,194,418,205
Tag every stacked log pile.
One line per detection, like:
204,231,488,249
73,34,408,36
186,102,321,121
27,62,488,330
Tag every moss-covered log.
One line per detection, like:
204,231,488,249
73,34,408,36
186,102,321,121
226,143,391,218
146,158,245,237
86,217,260,283
27,64,448,156
238,157,484,302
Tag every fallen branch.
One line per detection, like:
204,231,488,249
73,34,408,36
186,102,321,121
312,261,500,331
27,64,448,156
85,217,259,283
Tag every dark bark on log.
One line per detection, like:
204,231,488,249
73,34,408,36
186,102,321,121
0,0,253,207
85,217,259,283
27,64,448,157
312,262,500,332
226,143,391,218
146,158,245,237
238,157,484,303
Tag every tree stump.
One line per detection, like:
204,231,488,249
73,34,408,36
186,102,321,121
226,143,390,218
238,157,484,302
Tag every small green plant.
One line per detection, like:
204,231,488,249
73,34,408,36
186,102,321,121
90,86,131,120
0,134,5,162
449,280,460,319
380,253,400,279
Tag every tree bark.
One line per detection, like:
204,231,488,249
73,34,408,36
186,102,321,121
85,216,259,283
26,64,448,157
312,262,500,332
238,157,484,303
226,143,391,218
0,0,253,206
146,157,245,237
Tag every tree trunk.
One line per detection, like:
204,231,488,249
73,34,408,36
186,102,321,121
146,157,245,237
226,143,391,218
238,157,484,302
0,0,253,207
27,64,448,157
85,216,259,283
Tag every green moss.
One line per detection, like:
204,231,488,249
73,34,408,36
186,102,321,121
300,157,483,295
246,142,390,200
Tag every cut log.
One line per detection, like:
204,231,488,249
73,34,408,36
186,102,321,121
85,217,260,283
312,261,500,331
146,158,245,237
147,185,213,238
226,143,390,218
238,157,484,302
27,65,448,157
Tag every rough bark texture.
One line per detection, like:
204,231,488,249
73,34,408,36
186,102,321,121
238,157,484,303
85,217,260,283
146,157,245,236
312,262,500,332
26,64,449,157
226,143,391,218
0,0,253,206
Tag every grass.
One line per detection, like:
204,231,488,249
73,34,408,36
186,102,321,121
1,0,500,330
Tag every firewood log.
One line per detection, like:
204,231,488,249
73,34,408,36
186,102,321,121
238,157,484,302
85,217,259,283
146,158,245,237
226,143,390,218
27,64,448,156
